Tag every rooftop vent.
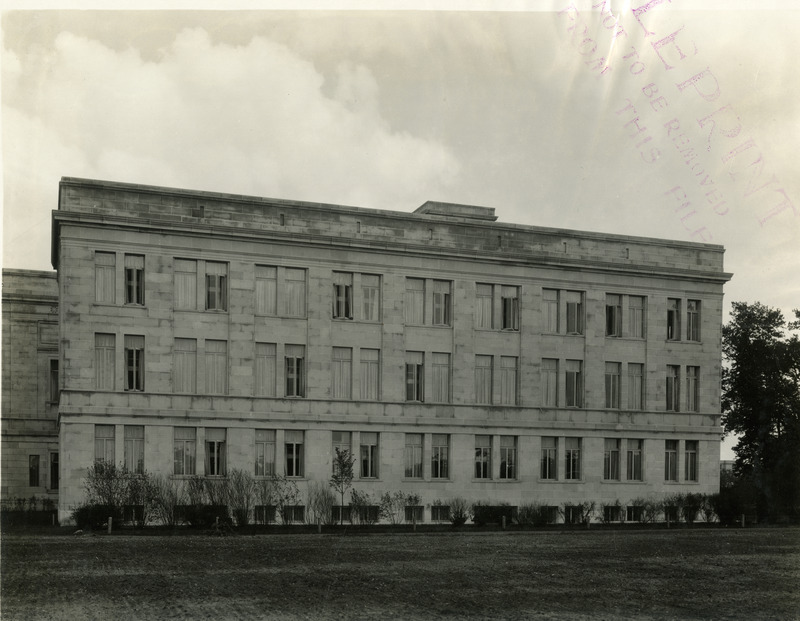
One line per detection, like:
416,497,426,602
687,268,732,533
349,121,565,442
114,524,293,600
414,201,498,222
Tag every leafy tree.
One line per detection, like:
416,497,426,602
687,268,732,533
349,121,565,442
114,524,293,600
722,302,800,521
329,448,355,525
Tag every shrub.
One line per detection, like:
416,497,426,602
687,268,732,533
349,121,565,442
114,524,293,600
472,502,516,526
379,491,407,524
227,469,256,526
561,502,596,525
628,497,662,524
350,489,378,525
516,502,555,527
150,474,185,527
448,497,472,526
71,503,123,530
307,480,336,526
681,493,704,525
599,500,623,524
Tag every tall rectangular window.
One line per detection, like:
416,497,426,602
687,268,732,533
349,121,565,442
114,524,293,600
124,425,144,474
332,347,352,399
627,363,644,410
95,424,115,463
432,280,452,326
404,278,425,324
205,340,228,395
565,291,584,335
48,359,59,403
359,349,380,400
565,437,581,480
629,295,645,338
332,431,352,473
332,272,353,320
501,286,519,331
124,335,144,392
475,355,493,404
174,259,197,310
541,359,558,407
360,432,379,478
124,254,145,305
687,300,701,341
606,294,622,337
95,251,116,304
499,356,518,405
686,366,700,412
205,428,226,476
474,435,491,479
476,283,493,329
432,353,450,403
405,352,424,402
49,453,59,491
667,298,681,340
666,365,680,412
255,430,276,477
627,439,643,481
205,262,228,311
665,439,678,481
284,268,306,317
499,436,517,480
173,338,197,394
685,440,698,482
29,455,40,487
255,343,276,397
285,430,304,477
565,360,583,408
173,427,196,476
255,265,277,315
361,274,380,321
541,437,557,480
404,433,422,479
95,334,116,391
604,438,620,480
431,434,449,479
543,289,559,333
605,362,621,409
285,345,306,398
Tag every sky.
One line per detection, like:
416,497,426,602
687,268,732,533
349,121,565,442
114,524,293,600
3,2,799,459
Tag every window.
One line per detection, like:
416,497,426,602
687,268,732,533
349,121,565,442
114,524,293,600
124,426,144,474
255,343,276,397
541,437,557,480
499,356,518,405
603,505,622,522
666,365,680,411
499,436,517,480
283,505,305,524
285,345,305,397
332,272,353,319
606,294,622,337
565,291,584,335
332,347,352,399
284,268,306,317
404,433,422,478
665,439,678,481
605,362,621,409
431,434,449,479
476,283,493,329
95,333,115,391
361,274,380,321
124,335,144,391
667,298,681,340
541,359,558,407
432,353,450,403
332,431,352,474
359,349,380,400
360,432,379,478
474,435,491,479
48,359,59,403
174,259,197,310
431,504,450,522
627,363,644,410
174,338,197,394
255,505,277,524
404,278,425,324
29,455,40,487
205,340,227,394
565,360,583,408
687,300,701,341
629,296,645,338
285,430,304,477
565,437,582,480
501,286,519,330
626,506,643,522
405,352,424,402
49,453,59,491
475,355,493,404
205,428,226,476
255,430,276,477
95,251,116,304
405,505,424,524
174,427,196,475
685,440,698,481
255,266,277,315
95,425,115,463
205,262,228,311
627,439,643,481
604,439,620,480
432,280,452,326
686,366,699,412
124,254,144,305
543,289,559,333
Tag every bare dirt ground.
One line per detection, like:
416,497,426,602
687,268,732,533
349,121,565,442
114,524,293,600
1,527,798,620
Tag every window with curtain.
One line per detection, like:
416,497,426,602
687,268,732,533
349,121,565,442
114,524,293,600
685,440,698,481
667,298,681,340
95,251,116,304
432,353,450,403
604,438,620,480
499,436,516,479
541,359,558,407
687,300,701,341
205,261,228,311
359,349,379,400
124,425,144,474
666,365,680,411
686,366,699,412
474,435,491,479
501,286,519,331
405,351,424,402
173,338,197,394
541,436,557,480
174,259,197,310
124,254,144,305
360,432,379,478
255,343,276,397
565,291,584,335
332,272,353,320
124,335,145,392
629,295,645,338
431,434,449,479
543,289,559,333
404,433,422,478
332,347,352,399
284,268,306,317
605,362,621,409
665,439,678,481
29,455,40,487
627,363,644,410
95,333,115,391
285,345,305,397
173,427,196,475
565,360,583,407
49,359,59,403
361,274,380,321
565,437,582,480
627,439,643,481
605,294,622,336
499,356,518,405
404,278,425,324
255,265,277,315
432,280,451,326
332,431,352,474
205,340,228,395
476,283,493,329
474,355,493,404
255,429,276,477
94,425,115,463
205,428,226,476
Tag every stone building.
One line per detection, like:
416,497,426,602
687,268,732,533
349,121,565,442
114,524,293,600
45,177,732,523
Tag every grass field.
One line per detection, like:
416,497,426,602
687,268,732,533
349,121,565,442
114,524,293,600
2,527,798,620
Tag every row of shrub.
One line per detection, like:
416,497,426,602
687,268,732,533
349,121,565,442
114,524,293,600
0,495,58,527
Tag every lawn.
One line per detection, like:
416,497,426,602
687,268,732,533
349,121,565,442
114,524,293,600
2,527,798,620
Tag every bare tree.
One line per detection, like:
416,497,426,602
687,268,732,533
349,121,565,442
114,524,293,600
329,448,355,525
